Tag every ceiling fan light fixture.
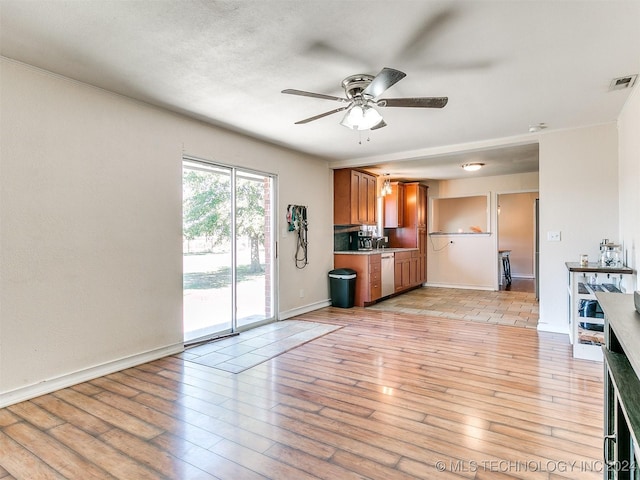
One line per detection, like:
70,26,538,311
340,104,383,131
528,122,547,133
462,163,484,172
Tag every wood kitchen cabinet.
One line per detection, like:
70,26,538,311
417,227,427,283
388,182,428,286
394,251,412,292
334,253,381,306
334,168,377,225
410,251,419,285
383,182,404,228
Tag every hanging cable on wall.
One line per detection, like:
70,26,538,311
429,234,453,252
287,204,308,269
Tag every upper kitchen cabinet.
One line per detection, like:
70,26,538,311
334,169,377,225
383,182,405,228
390,183,428,238
406,182,427,229
388,183,428,283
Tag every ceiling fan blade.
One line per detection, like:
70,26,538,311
398,8,458,60
362,67,406,98
377,97,448,108
305,40,370,70
370,120,387,131
282,89,348,103
294,106,349,124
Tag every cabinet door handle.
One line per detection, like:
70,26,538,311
603,434,616,467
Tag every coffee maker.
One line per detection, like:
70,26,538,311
350,230,374,251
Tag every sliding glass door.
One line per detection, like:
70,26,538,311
182,158,276,343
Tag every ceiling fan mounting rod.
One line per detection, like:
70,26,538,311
342,74,375,100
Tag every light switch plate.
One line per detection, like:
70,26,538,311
547,231,561,242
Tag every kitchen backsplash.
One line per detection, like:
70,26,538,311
334,232,351,251
333,227,391,251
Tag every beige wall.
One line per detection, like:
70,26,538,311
538,123,619,333
426,172,539,290
0,59,334,406
2,55,638,406
498,192,538,277
432,195,488,233
618,81,640,288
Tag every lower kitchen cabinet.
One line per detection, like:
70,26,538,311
410,251,420,286
334,249,419,306
417,227,427,284
394,251,411,292
334,253,381,307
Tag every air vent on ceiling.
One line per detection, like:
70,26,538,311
609,74,637,91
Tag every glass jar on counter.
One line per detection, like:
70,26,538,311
599,243,622,267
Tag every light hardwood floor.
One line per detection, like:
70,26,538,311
0,303,602,479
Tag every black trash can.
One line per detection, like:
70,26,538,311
328,268,357,308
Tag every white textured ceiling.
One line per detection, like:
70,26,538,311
1,0,639,180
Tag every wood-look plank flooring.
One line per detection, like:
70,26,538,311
0,305,602,479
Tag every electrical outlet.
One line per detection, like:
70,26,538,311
547,231,561,242
384,236,388,242
299,289,304,298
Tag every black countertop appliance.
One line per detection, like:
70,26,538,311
350,230,373,251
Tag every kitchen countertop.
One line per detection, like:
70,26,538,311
565,262,634,274
334,248,418,255
597,292,640,379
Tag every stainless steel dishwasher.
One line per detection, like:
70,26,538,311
381,252,395,297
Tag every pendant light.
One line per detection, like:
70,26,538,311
381,174,392,196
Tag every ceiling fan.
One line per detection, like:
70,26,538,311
282,67,448,131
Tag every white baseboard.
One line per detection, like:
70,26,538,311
0,342,184,409
536,321,570,335
280,299,331,320
424,282,494,291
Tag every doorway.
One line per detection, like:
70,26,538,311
497,192,539,294
182,158,276,343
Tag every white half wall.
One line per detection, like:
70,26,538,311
538,123,619,334
0,59,333,405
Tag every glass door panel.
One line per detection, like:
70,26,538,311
235,172,274,329
182,161,233,342
183,158,276,343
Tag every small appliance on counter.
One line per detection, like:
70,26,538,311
599,239,622,267
350,230,374,251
